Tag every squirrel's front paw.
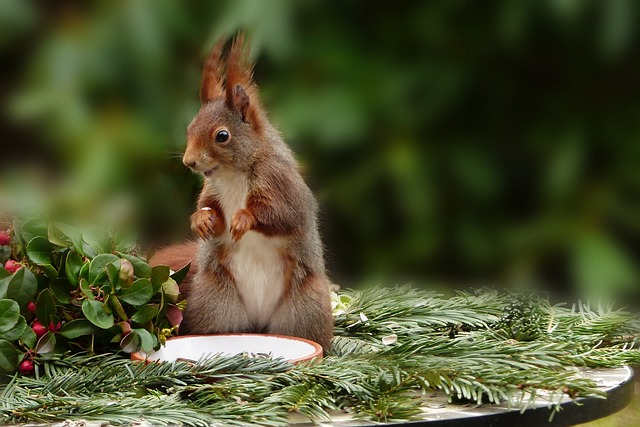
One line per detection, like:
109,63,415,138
191,208,225,240
230,209,256,242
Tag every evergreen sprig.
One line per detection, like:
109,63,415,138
0,286,638,426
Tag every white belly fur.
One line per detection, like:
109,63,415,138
212,168,285,327
229,232,284,326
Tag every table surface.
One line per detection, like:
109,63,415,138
292,365,635,427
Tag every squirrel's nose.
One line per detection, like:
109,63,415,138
183,155,196,169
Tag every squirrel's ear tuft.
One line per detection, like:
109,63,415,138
232,84,251,122
200,40,225,104
225,33,262,129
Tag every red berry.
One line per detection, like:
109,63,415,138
4,260,21,273
32,321,47,338
48,321,62,332
27,301,36,314
0,231,10,246
19,359,34,375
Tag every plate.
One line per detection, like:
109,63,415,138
131,334,323,364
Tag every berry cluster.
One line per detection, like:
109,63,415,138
2,229,29,374
1,229,21,273
1,228,57,375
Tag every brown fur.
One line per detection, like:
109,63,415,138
199,40,225,103
153,33,333,352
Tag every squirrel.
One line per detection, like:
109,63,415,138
152,34,333,352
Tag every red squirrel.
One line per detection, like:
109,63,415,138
152,34,333,351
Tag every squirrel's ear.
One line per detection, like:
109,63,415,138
232,84,251,122
225,33,262,130
200,41,225,104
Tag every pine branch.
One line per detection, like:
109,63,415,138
333,286,504,340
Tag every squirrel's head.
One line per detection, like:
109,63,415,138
183,34,263,177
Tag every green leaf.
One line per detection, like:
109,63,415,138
0,316,27,341
133,328,155,353
119,279,153,305
48,222,73,247
106,262,119,287
65,251,84,286
35,331,56,354
114,230,137,252
25,236,58,278
50,280,75,304
0,247,10,265
35,289,57,326
117,252,152,279
39,264,58,279
146,247,156,263
50,223,84,254
0,339,19,374
102,294,113,314
89,254,120,284
120,331,140,353
6,268,38,311
0,268,9,281
0,299,20,333
26,236,54,266
59,319,99,339
78,261,90,282
0,275,10,299
170,262,191,285
102,282,113,295
82,225,112,254
79,278,93,300
162,278,180,304
19,326,36,348
151,265,170,293
131,304,159,324
20,218,48,243
12,219,24,244
82,299,115,329
109,295,128,321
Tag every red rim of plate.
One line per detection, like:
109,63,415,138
130,333,323,364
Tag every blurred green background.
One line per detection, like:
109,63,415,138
1,0,639,302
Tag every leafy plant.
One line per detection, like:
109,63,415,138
0,218,187,375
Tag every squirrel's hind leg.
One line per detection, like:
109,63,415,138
180,267,252,335
268,273,333,353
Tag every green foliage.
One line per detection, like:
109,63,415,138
0,218,185,374
0,286,638,426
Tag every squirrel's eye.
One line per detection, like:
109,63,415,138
215,130,229,143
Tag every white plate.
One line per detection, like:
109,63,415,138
131,334,323,364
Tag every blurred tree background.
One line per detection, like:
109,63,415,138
0,0,639,302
